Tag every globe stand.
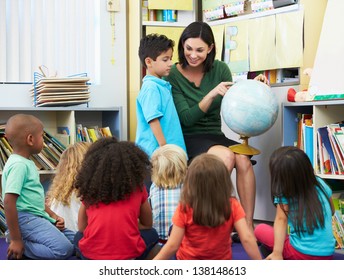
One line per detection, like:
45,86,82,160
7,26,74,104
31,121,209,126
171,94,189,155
229,135,261,156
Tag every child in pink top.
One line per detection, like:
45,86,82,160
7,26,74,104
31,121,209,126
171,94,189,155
154,153,262,260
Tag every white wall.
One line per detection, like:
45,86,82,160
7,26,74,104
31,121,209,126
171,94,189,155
222,85,298,222
0,0,128,139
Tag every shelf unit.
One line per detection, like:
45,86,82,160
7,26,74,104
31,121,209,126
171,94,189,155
142,0,199,28
0,107,122,174
282,100,344,182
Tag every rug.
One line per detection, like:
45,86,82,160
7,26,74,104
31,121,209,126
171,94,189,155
1,237,343,260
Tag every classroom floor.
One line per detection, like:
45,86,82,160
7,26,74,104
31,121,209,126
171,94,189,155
1,237,343,260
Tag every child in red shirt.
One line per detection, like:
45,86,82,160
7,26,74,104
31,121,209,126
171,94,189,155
154,153,262,260
74,137,159,260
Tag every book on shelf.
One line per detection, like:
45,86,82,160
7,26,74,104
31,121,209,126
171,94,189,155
327,125,344,174
333,210,344,249
318,126,339,175
317,130,331,174
87,128,98,143
0,130,66,171
76,124,113,143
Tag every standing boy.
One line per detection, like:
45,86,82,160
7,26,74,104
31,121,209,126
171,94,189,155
136,34,186,158
2,114,74,259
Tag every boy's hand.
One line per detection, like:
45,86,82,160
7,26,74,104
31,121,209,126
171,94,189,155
7,239,25,260
55,216,65,231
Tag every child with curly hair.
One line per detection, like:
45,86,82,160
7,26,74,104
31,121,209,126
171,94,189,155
46,141,91,232
149,144,187,242
154,153,261,260
74,137,159,260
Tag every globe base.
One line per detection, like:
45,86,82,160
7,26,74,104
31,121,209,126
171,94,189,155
229,136,261,156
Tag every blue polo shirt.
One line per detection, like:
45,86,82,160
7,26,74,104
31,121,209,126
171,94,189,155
135,75,186,158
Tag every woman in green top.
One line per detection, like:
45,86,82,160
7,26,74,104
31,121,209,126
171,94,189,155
165,21,268,232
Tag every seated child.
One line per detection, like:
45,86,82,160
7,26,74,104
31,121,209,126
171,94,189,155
2,114,74,259
73,137,159,260
46,141,91,232
254,146,335,260
153,153,262,260
149,144,187,242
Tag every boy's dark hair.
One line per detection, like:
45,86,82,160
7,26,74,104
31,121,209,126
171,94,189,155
178,21,216,73
138,33,174,68
75,137,151,206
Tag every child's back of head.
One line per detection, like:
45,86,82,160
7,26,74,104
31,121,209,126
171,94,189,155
75,137,150,206
151,144,187,189
138,33,174,68
181,153,233,227
47,141,91,206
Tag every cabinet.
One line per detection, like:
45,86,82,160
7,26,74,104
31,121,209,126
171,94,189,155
142,0,200,64
0,106,122,174
282,100,344,183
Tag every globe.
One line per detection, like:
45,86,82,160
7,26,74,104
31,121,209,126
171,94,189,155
221,79,279,155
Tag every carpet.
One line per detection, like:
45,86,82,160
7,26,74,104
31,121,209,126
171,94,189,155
1,237,344,260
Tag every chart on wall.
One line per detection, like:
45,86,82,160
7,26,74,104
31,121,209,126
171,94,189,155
309,0,344,100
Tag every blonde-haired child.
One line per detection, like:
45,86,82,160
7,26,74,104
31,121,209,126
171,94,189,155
46,141,91,232
149,144,187,242
154,153,262,260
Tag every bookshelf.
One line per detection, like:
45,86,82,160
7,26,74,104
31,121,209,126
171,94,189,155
0,106,122,175
142,0,199,27
282,100,344,181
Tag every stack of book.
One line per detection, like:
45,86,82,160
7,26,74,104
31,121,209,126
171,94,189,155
30,76,90,107
332,192,344,249
317,122,344,175
76,124,113,143
0,131,66,171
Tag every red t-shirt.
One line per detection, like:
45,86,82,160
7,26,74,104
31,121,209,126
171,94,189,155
173,197,245,260
79,187,148,260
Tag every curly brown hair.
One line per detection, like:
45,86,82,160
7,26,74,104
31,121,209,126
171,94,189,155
75,137,151,206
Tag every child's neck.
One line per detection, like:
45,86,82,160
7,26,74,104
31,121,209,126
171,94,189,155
12,148,32,159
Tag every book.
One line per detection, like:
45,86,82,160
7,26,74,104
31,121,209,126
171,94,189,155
317,130,331,174
87,128,98,143
101,127,112,137
44,131,66,153
327,125,344,174
318,126,339,174
304,125,314,167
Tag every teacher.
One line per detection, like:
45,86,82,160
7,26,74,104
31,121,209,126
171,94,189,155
165,21,268,233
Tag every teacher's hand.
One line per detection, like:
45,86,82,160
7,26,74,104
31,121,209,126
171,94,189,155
211,81,234,97
254,74,270,86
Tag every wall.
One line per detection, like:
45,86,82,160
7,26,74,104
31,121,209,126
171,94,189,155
0,0,128,139
128,1,142,141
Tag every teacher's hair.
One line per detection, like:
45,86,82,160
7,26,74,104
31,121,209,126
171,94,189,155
178,21,216,72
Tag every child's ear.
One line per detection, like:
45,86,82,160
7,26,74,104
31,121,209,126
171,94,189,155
27,134,34,146
145,57,153,68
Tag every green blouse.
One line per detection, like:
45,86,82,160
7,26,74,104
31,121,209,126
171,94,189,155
165,60,232,135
